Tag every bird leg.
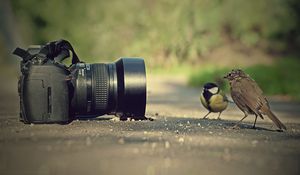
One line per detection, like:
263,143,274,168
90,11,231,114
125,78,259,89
252,114,258,129
217,112,222,120
202,111,211,119
232,112,248,129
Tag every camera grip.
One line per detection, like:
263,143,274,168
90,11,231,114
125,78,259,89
20,64,70,123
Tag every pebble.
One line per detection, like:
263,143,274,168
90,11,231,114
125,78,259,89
151,142,157,149
118,138,125,144
86,137,92,146
222,148,231,162
178,137,184,143
251,140,258,146
165,141,170,149
133,148,139,154
111,117,120,122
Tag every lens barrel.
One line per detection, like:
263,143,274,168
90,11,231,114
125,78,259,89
72,58,146,119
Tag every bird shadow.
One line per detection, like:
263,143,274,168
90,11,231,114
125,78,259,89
200,118,282,132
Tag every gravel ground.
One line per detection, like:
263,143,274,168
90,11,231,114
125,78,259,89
0,74,300,175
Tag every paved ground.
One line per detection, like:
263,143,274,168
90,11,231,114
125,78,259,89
0,74,300,175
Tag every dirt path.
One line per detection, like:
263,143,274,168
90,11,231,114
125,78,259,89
0,74,300,175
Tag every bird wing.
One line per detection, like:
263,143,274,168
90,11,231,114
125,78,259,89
231,83,249,112
247,77,270,108
231,78,265,115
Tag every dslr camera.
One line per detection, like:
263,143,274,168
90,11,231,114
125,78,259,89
13,39,147,124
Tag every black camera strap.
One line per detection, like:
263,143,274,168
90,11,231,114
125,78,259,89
39,39,81,65
12,47,34,62
13,39,81,66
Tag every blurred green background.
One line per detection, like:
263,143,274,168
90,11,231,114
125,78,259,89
1,0,300,99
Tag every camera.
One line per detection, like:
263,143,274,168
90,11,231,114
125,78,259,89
13,39,147,124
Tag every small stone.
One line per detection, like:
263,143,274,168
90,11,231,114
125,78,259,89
222,148,231,162
151,142,157,149
178,137,184,143
251,140,258,146
187,121,190,125
165,141,170,149
86,137,92,146
118,138,125,144
133,148,139,154
197,123,201,126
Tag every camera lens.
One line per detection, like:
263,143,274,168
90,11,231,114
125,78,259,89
71,58,146,119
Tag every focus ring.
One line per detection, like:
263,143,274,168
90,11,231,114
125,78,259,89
92,64,109,112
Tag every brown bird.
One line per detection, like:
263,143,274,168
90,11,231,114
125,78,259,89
224,69,287,130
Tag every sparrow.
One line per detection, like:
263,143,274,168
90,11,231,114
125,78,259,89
224,69,287,130
200,82,228,119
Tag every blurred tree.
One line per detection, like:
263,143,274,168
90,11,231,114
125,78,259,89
0,0,22,63
8,0,300,65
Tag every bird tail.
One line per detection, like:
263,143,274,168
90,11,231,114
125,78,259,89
264,109,287,130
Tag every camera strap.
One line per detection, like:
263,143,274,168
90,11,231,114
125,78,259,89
13,39,81,66
12,47,34,62
39,39,81,65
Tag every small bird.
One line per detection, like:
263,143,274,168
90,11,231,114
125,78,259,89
224,69,287,130
200,82,228,119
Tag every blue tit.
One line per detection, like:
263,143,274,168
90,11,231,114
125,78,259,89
200,82,228,119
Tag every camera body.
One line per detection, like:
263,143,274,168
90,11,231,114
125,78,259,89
19,60,71,123
14,40,147,124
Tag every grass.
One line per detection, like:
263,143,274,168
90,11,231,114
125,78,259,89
188,58,300,100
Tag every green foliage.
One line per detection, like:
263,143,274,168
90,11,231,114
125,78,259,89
188,58,300,100
11,0,300,65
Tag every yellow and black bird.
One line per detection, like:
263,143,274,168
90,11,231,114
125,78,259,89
200,82,228,119
224,69,287,130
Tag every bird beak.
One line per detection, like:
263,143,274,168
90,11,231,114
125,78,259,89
223,75,228,79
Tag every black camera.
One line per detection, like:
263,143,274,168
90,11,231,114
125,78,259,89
13,39,147,124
